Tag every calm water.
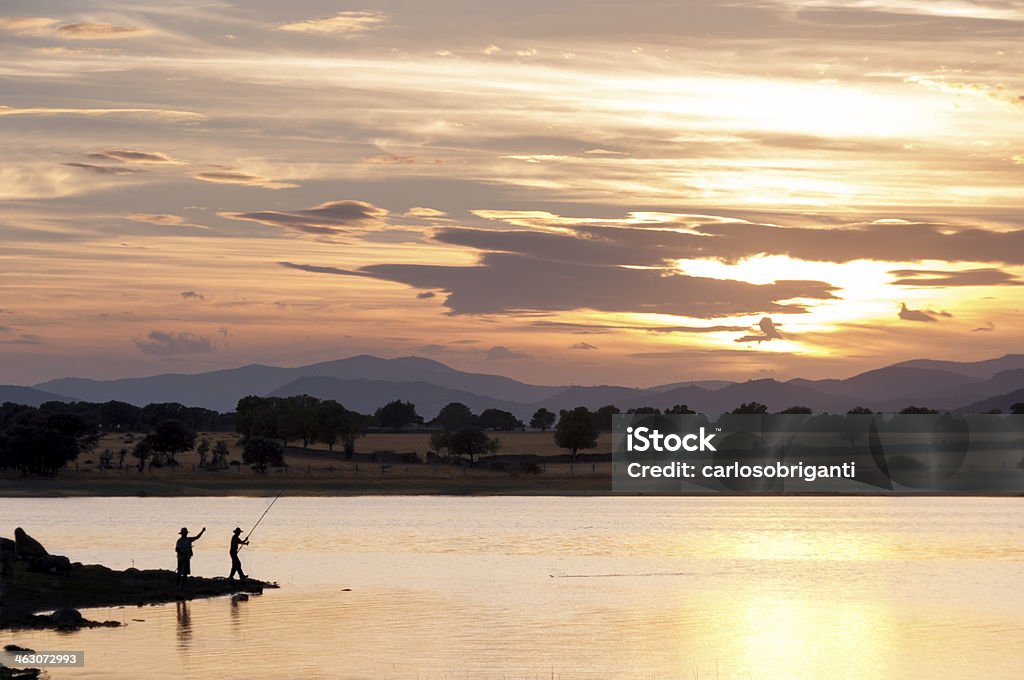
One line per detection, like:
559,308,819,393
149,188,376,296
2,496,1023,679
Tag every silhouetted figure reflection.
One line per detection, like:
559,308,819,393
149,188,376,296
175,526,205,589
229,527,249,582
176,600,192,646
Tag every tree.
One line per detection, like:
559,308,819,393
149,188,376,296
242,437,285,473
430,430,452,457
449,429,500,464
899,406,938,415
665,404,695,414
732,402,768,415
626,407,660,414
530,407,557,431
279,395,321,448
211,441,230,469
847,406,874,415
132,437,154,471
375,400,421,430
554,407,598,463
148,419,197,464
477,408,522,431
594,405,620,431
778,405,812,414
315,401,365,457
196,437,211,468
1011,402,1024,415
433,402,476,431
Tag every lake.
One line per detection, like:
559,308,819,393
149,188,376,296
2,496,1023,679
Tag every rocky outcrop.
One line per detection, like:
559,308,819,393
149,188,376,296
1,530,279,631
12,530,47,561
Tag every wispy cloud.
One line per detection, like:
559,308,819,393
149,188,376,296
277,11,387,36
898,302,952,323
0,106,202,121
223,200,388,235
134,330,216,356
191,171,298,190
88,149,184,165
0,17,150,39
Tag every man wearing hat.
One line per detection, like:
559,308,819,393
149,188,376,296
229,527,249,581
175,526,205,589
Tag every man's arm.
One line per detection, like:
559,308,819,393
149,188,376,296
194,527,206,541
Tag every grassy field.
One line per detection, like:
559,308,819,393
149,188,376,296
0,431,616,497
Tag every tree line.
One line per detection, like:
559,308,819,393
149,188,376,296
3,394,1022,476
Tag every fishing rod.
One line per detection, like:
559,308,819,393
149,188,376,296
241,476,295,548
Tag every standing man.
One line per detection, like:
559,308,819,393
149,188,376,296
175,526,205,589
229,527,249,582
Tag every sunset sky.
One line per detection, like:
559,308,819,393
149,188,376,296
2,0,1023,387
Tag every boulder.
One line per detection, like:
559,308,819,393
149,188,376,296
27,555,72,575
231,593,249,603
49,608,84,628
13,529,48,561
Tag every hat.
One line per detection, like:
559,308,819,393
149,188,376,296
180,528,188,535
233,527,242,534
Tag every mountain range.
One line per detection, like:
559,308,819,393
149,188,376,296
1,353,1022,419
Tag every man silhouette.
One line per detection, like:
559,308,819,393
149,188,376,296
229,527,249,581
175,526,205,589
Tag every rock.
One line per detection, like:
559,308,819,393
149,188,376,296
13,529,48,561
231,593,249,603
3,645,34,652
27,555,72,575
49,608,84,628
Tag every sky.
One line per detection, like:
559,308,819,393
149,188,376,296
2,0,1023,387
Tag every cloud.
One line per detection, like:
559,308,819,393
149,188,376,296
486,345,530,360
898,302,951,323
973,321,996,332
570,342,599,350
88,149,184,164
223,200,388,236
282,253,837,317
363,154,417,165
0,106,203,121
134,330,216,356
734,317,784,343
126,213,209,230
55,22,150,39
277,11,387,36
0,17,150,39
180,291,205,300
889,268,1023,286
531,320,748,334
0,333,44,345
405,207,448,218
63,162,138,175
465,211,1024,266
416,291,436,299
191,171,298,190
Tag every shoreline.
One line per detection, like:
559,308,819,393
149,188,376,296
0,560,277,631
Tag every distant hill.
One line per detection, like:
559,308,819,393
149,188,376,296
5,352,1021,417
0,385,73,407
647,380,733,392
270,377,531,420
532,385,652,412
957,388,1024,414
37,364,294,412
35,355,560,412
893,354,1024,379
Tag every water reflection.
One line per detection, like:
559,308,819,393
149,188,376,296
1,497,1022,679
175,600,191,648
